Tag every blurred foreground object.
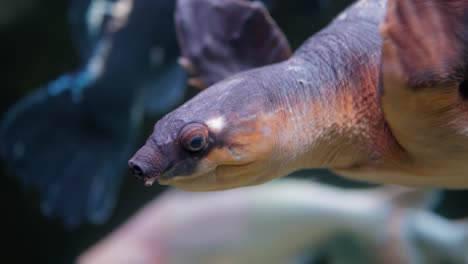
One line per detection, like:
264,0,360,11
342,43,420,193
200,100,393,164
0,0,186,228
78,180,466,264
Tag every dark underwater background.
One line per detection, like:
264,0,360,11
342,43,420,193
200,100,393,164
1,0,467,263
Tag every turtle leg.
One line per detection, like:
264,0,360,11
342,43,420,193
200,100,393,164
175,0,291,89
379,0,468,164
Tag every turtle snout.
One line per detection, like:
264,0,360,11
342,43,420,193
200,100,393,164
128,144,163,186
128,160,146,180
128,157,160,187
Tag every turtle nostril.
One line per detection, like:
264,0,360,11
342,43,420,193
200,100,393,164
128,161,145,179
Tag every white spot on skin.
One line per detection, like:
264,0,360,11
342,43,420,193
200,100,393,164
355,0,369,8
285,65,303,72
354,0,385,14
222,77,244,88
206,116,225,132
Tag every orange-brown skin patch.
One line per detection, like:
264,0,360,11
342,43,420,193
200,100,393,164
340,0,468,188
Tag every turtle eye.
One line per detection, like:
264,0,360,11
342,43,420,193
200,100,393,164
188,135,205,151
179,122,209,152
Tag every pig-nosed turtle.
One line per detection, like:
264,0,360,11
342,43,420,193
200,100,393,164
129,0,468,191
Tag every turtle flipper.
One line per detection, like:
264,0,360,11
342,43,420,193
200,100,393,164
379,0,468,159
175,0,291,89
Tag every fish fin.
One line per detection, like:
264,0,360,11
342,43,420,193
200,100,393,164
144,60,187,116
68,0,95,61
379,0,468,157
0,77,128,228
175,0,291,89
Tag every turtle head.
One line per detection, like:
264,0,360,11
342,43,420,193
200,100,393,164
129,76,286,191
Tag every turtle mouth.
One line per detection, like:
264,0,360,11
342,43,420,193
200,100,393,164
158,172,211,185
157,161,263,191
128,166,161,187
156,171,217,191
157,166,215,184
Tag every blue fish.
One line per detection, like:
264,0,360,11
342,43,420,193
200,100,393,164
0,0,187,228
